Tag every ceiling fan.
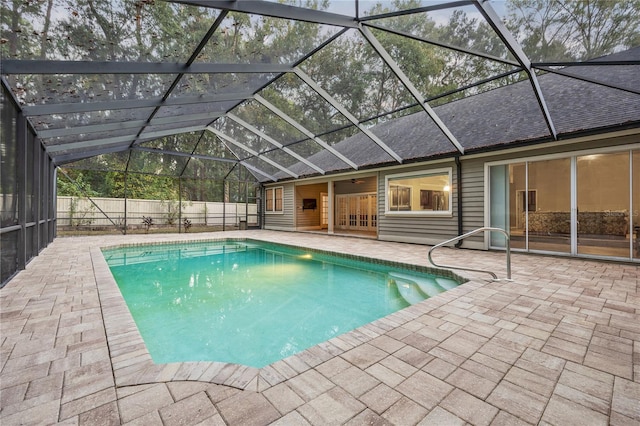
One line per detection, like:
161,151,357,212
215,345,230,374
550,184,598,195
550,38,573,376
351,178,365,184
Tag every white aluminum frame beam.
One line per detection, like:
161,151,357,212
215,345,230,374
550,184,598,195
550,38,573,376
253,94,359,170
53,144,131,165
241,162,277,182
47,136,136,154
294,69,403,163
38,120,146,139
359,0,475,21
46,125,207,153
474,0,557,140
37,112,227,139
132,146,239,163
172,0,358,28
129,10,229,149
22,93,250,116
364,23,520,68
227,113,325,175
359,25,465,154
208,127,299,178
1,60,292,75
533,66,640,95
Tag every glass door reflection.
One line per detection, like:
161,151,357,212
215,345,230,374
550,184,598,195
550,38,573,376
527,158,572,253
633,151,639,261
577,152,630,258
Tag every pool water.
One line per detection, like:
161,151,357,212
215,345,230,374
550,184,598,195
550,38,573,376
103,240,461,368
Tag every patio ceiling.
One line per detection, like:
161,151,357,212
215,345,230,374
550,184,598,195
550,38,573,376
2,0,639,182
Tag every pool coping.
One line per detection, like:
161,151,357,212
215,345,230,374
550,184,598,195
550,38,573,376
92,236,477,392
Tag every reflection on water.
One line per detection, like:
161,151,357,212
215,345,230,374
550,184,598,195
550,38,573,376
104,240,461,368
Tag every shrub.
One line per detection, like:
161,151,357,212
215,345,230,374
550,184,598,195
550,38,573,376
142,216,154,233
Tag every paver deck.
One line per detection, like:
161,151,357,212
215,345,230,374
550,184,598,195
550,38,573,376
1,230,638,425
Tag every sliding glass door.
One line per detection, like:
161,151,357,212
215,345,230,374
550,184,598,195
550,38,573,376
527,158,571,253
634,151,640,261
489,148,637,261
577,152,630,257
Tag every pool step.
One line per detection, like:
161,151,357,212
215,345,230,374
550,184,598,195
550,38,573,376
394,280,427,305
388,272,443,305
435,277,459,290
388,272,446,298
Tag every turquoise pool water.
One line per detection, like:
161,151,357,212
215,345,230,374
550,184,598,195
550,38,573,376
103,240,461,368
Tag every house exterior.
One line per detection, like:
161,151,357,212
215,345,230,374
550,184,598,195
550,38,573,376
3,0,640,290
263,48,640,263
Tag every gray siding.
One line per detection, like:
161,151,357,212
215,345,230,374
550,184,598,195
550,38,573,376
459,158,485,247
264,183,295,230
264,133,637,247
378,162,461,245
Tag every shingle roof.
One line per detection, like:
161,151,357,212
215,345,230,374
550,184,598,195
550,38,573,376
5,2,639,183
281,47,640,179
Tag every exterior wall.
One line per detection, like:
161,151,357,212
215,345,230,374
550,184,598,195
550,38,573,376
263,183,295,231
262,131,639,252
459,158,485,248
377,161,465,246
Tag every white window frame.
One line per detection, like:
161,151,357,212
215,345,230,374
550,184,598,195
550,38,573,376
384,168,453,217
265,186,284,214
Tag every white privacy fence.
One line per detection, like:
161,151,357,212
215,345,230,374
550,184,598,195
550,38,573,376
57,196,259,229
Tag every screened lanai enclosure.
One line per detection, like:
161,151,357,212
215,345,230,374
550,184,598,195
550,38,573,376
2,0,640,285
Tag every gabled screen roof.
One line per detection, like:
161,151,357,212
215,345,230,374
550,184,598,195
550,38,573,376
2,0,639,182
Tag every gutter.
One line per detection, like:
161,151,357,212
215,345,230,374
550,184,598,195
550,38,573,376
455,155,463,248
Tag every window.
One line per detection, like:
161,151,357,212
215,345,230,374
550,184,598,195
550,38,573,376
389,185,411,210
265,187,283,213
385,169,452,215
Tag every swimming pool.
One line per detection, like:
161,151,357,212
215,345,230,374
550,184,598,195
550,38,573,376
103,239,463,368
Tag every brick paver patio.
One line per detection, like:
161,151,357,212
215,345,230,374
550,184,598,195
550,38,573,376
1,230,638,425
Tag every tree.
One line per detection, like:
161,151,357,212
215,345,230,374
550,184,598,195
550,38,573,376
432,9,519,95
57,170,99,197
506,0,640,61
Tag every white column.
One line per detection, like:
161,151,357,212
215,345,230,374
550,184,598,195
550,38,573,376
328,179,334,234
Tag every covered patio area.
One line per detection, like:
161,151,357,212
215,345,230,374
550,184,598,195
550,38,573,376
1,231,638,425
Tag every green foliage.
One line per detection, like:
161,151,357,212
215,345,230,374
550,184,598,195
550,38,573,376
0,0,48,59
506,0,640,61
68,197,95,227
162,199,180,225
111,173,179,200
142,216,153,233
57,170,99,197
6,0,640,186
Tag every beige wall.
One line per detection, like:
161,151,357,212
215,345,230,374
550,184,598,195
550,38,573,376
527,158,571,212
577,152,630,211
334,176,377,194
295,183,326,229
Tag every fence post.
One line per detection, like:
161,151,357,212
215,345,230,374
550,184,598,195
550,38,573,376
123,171,128,235
178,177,182,234
245,182,249,227
222,179,226,231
